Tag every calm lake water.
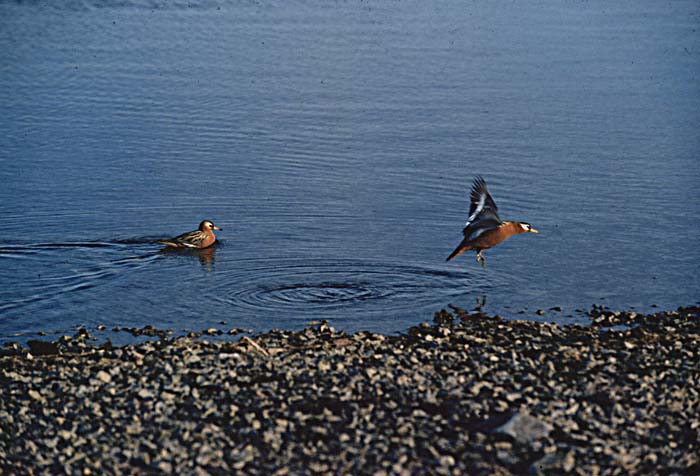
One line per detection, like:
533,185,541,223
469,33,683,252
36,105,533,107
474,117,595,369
1,1,699,341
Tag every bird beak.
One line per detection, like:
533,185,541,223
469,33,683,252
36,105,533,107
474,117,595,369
529,227,539,234
213,226,222,231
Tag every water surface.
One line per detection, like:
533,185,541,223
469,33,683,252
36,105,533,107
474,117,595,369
1,1,699,340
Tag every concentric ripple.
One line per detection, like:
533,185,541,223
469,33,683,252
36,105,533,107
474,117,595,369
263,282,376,307
211,258,494,322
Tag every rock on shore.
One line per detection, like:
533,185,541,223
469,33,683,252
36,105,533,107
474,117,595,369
1,306,698,475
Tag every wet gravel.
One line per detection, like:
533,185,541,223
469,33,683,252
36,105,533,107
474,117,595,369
1,306,698,475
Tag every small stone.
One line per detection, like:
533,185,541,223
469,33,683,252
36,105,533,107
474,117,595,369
138,389,154,399
493,412,552,445
96,370,111,384
530,451,575,476
28,389,43,401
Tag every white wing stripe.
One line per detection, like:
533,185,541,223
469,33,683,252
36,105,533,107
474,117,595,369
464,194,485,227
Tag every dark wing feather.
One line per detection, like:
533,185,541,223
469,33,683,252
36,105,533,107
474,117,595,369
172,230,207,247
468,176,500,221
462,176,502,237
463,217,502,240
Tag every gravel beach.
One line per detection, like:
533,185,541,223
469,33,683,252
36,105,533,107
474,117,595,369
1,306,698,475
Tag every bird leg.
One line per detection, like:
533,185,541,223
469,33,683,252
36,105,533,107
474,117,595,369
476,250,486,268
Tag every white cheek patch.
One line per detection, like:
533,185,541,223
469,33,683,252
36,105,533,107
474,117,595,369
520,223,529,231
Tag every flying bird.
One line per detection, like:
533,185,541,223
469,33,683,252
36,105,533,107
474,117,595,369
156,220,222,249
446,177,538,267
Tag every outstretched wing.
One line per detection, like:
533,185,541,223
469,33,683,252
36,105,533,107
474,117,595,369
462,176,502,238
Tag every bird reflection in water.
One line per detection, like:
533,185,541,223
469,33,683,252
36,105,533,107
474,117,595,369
194,246,216,269
159,245,217,271
475,295,487,312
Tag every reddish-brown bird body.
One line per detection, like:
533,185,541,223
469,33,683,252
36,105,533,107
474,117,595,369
447,177,538,267
157,220,221,249
446,221,530,261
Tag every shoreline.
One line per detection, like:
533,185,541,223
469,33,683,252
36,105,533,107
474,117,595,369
1,306,698,475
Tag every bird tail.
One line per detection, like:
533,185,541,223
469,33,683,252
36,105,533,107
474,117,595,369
446,239,472,261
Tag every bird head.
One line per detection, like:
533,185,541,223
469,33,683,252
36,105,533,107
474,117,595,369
519,222,539,234
200,220,222,232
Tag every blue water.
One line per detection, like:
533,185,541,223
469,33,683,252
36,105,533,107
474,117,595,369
1,0,699,341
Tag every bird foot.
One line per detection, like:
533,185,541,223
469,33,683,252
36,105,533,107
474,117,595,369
476,252,486,268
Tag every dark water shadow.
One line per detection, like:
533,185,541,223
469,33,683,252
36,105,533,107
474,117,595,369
0,237,165,252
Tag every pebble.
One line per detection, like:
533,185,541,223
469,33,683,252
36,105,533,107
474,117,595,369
95,371,111,384
494,411,552,445
27,389,43,401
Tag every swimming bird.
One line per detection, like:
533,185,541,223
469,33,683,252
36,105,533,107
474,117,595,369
446,176,538,267
156,220,221,249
